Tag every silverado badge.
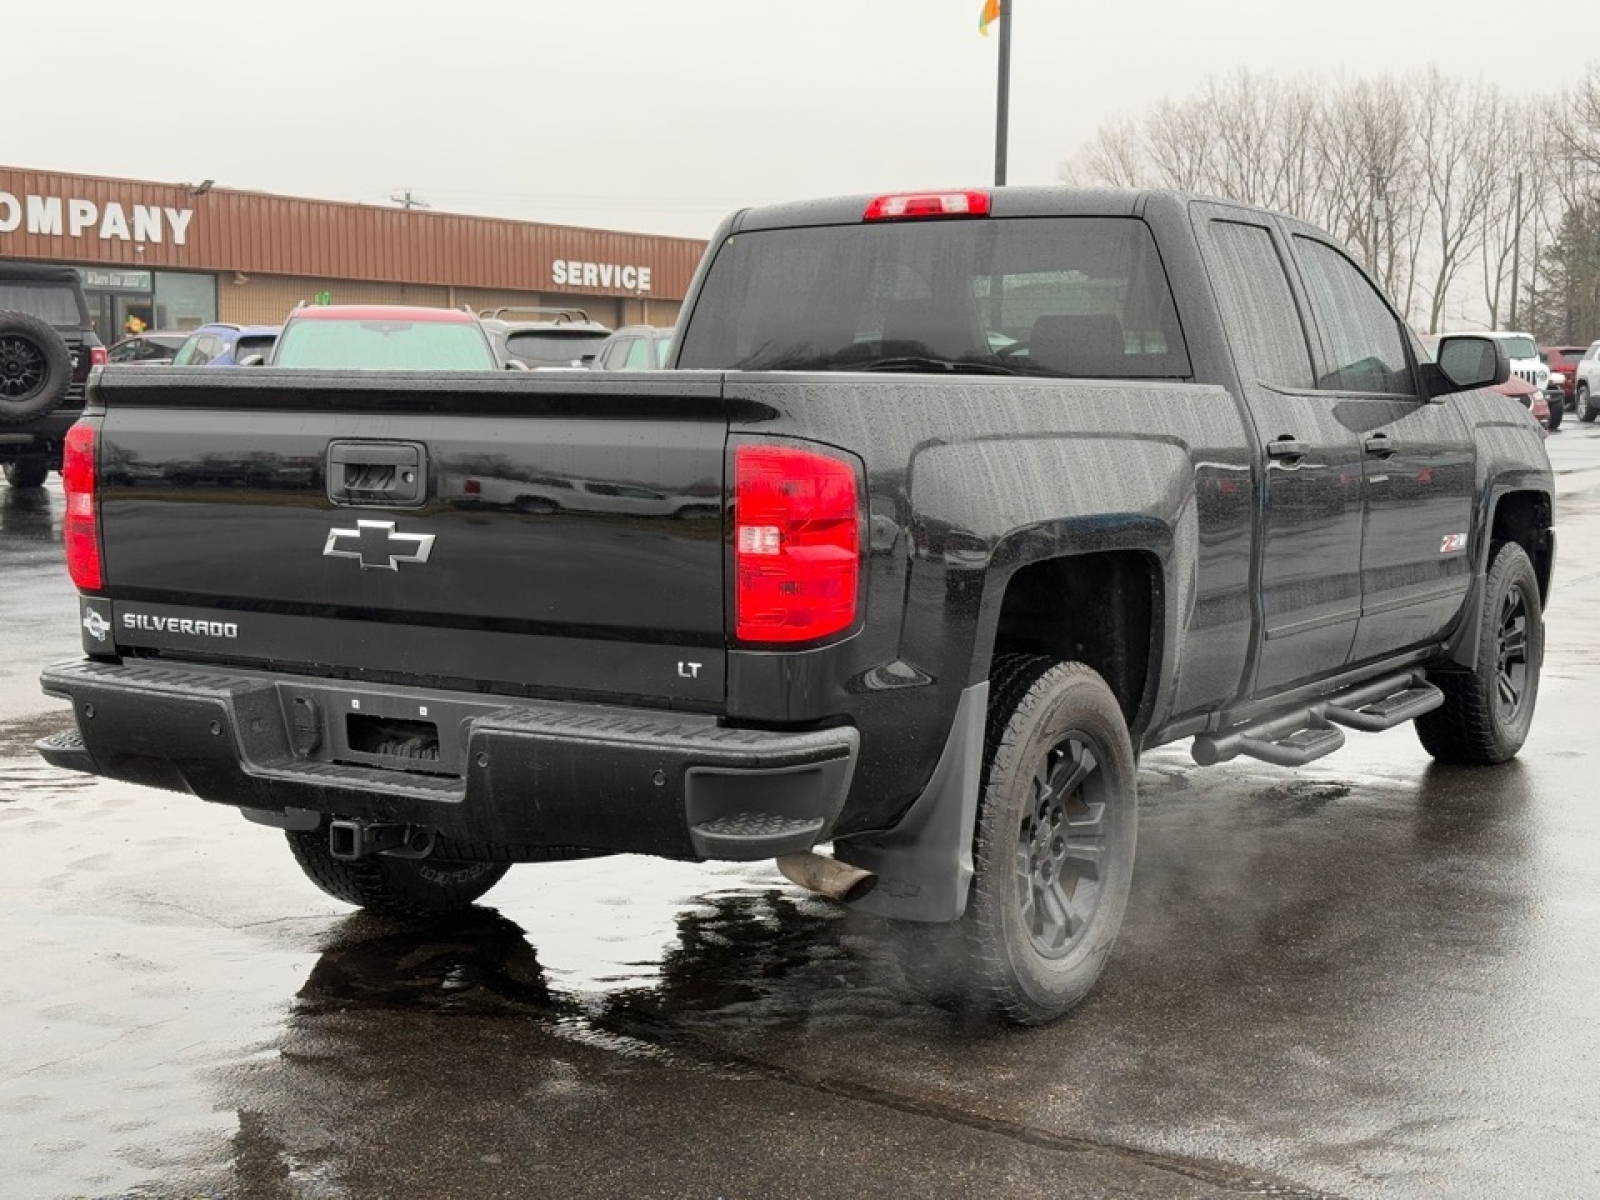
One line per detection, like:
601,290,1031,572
323,521,436,571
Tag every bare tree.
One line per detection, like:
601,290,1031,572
1061,66,1553,332
1414,72,1504,331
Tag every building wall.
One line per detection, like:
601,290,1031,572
216,275,648,328
1,165,706,301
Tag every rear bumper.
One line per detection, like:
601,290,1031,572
39,659,858,861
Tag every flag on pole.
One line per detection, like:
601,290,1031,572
979,0,1002,36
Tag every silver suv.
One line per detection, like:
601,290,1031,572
478,307,612,370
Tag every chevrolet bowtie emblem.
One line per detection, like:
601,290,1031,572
323,521,436,571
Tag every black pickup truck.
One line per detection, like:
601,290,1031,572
36,188,1552,1024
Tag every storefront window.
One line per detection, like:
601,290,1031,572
154,271,216,331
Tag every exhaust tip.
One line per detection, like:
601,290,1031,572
776,851,877,904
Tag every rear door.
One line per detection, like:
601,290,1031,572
1195,205,1365,694
93,370,731,709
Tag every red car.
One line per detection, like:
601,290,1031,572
269,304,501,371
1499,374,1551,434
1540,344,1587,408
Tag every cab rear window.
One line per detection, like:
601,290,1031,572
677,217,1190,379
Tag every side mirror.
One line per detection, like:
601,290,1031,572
1429,335,1509,396
237,354,267,367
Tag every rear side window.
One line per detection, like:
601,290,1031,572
0,283,80,326
624,337,653,369
235,335,276,361
1293,237,1413,395
1202,221,1314,389
678,216,1191,379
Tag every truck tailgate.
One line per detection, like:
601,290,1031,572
88,369,729,709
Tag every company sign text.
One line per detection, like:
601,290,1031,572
0,193,193,245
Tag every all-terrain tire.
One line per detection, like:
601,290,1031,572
3,456,50,489
0,311,72,426
1578,384,1596,423
1415,542,1542,765
286,827,511,917
898,655,1138,1025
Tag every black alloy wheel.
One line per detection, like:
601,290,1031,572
1416,541,1542,765
0,312,72,425
1017,734,1108,958
0,333,45,401
895,656,1138,1025
1493,582,1531,726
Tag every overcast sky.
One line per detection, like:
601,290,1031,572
8,0,1592,241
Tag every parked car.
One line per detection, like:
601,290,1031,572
0,260,105,487
107,331,189,366
479,307,612,369
172,323,281,368
269,304,500,370
590,325,675,371
1540,344,1587,411
1571,341,1600,422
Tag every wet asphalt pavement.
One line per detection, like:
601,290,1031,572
3,427,1599,1200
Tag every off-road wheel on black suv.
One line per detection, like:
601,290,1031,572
1416,541,1542,765
0,311,72,426
898,656,1138,1025
1577,383,1597,424
286,826,511,917
3,455,50,489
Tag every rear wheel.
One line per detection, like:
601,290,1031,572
1416,542,1542,765
3,456,50,489
899,656,1138,1025
0,312,72,426
1545,398,1563,431
1578,384,1596,423
286,826,511,917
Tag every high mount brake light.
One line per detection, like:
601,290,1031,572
863,191,991,222
734,444,861,644
62,421,101,590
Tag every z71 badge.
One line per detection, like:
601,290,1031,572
1440,533,1467,554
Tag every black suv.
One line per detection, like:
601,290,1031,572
0,261,104,488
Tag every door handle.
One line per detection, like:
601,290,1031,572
327,441,427,506
1364,433,1396,458
1265,437,1308,461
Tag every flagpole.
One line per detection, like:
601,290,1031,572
994,0,1012,186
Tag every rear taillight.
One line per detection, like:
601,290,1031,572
734,444,861,644
62,421,102,590
89,345,108,368
863,191,991,221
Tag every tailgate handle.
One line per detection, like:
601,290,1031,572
328,441,427,507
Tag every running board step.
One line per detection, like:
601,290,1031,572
1193,671,1444,768
1325,684,1444,731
